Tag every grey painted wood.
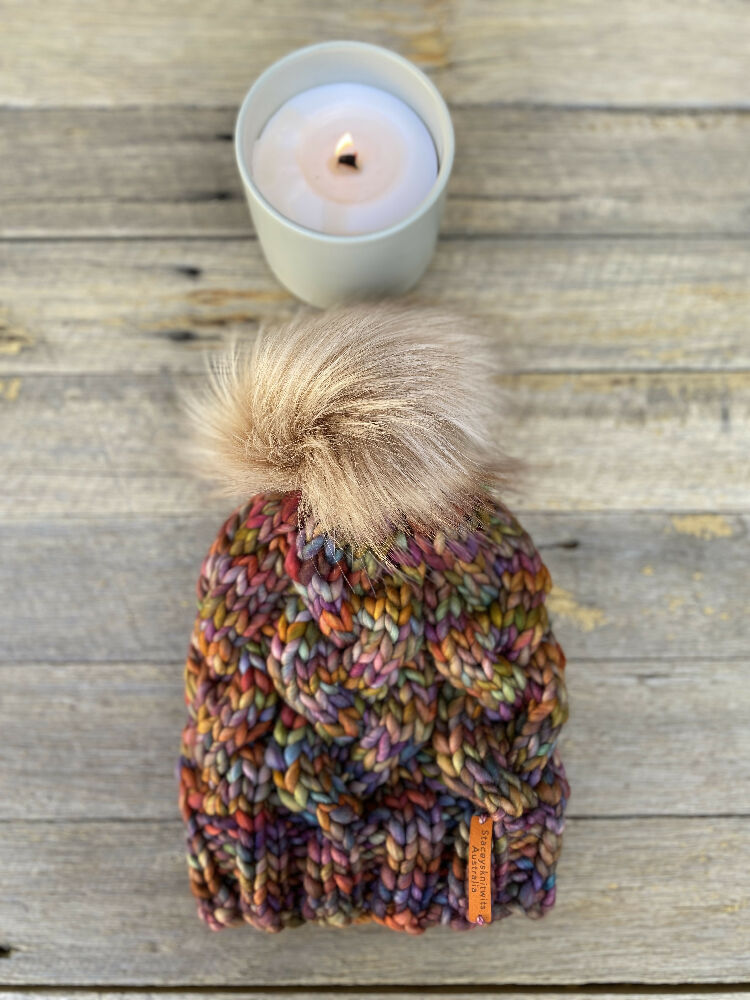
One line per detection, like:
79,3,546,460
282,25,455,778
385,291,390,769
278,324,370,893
0,817,747,985
2,995,748,1000
3,108,750,238
3,237,750,376
448,0,750,107
0,513,746,664
1,0,749,107
0,516,215,663
2,2,749,991
1,658,747,822
1,368,749,516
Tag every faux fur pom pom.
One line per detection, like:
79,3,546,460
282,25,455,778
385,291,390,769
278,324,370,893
185,302,511,550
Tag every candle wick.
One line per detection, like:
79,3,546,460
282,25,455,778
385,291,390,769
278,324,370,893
337,152,359,169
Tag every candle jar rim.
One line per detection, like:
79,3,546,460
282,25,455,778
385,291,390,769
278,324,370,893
234,40,455,245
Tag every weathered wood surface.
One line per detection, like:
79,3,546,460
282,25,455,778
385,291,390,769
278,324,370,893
4,996,748,1000
2,0,749,107
3,108,750,238
2,369,749,515
2,996,748,1000
2,658,747,822
3,238,750,375
0,817,747,985
0,513,745,664
3,0,750,992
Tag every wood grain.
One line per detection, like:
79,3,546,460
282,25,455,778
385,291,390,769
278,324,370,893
2,4,749,992
0,817,747,985
0,512,746,665
3,108,750,238
1,0,749,107
3,237,750,376
1,658,747,822
1,367,749,515
447,0,750,107
1,995,748,1000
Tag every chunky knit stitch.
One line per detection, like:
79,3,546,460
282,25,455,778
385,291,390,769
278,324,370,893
178,490,569,933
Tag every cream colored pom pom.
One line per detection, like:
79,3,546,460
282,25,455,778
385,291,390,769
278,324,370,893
185,301,510,550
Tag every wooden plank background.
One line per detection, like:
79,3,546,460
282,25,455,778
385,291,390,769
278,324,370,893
1,0,749,995
2,1,749,107
1,995,748,1000
4,108,750,239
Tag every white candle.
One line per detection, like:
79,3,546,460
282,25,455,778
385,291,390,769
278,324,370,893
251,82,438,236
235,41,454,306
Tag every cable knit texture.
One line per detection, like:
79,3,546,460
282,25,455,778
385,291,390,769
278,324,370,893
178,490,569,933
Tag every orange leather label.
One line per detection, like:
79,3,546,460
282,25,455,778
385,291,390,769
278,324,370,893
467,814,492,924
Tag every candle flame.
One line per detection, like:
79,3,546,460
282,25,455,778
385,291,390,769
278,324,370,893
334,132,355,158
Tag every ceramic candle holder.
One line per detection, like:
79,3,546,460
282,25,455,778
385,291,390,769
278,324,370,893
234,40,455,308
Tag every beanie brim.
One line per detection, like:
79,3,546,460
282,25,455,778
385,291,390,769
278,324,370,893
180,750,568,933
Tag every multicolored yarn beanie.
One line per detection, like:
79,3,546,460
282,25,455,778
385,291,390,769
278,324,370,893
178,303,570,934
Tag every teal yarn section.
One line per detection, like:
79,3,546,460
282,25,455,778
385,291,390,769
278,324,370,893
179,491,569,933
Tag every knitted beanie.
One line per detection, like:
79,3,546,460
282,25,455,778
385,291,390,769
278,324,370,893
178,303,570,934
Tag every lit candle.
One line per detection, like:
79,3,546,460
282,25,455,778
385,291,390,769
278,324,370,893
235,41,455,307
251,82,439,236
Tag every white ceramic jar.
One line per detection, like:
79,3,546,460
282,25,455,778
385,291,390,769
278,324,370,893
234,41,455,308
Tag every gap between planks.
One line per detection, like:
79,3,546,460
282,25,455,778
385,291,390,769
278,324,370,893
1,988,750,997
